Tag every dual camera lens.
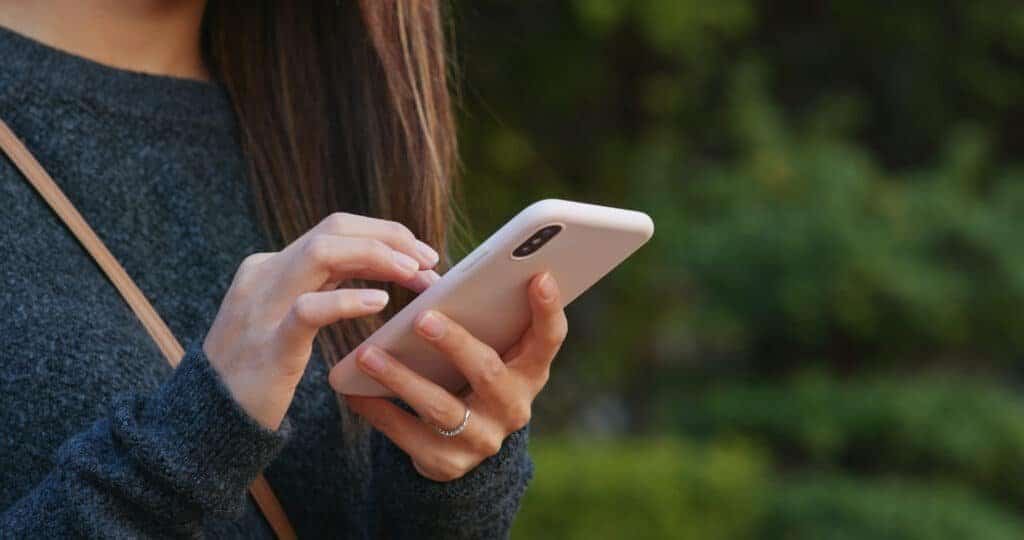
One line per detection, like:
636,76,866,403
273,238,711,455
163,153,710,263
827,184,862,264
512,224,562,258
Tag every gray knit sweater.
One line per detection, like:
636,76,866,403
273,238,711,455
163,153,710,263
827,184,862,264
0,26,532,539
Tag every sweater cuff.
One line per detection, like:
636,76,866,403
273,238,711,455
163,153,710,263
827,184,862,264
104,342,292,518
373,422,534,527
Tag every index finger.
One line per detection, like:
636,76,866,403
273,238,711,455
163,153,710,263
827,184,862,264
315,212,440,269
278,235,422,300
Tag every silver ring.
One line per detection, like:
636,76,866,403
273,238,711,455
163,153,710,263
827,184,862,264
434,405,471,438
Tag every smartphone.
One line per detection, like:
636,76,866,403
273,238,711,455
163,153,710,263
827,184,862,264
329,199,654,397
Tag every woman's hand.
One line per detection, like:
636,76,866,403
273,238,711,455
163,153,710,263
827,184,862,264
203,213,440,430
342,273,568,482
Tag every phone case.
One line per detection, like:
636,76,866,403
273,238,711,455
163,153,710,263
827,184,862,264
329,199,654,396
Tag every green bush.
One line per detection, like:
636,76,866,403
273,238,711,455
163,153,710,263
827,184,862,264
667,78,1024,367
513,438,768,540
514,437,1024,539
676,373,1024,504
763,475,1024,540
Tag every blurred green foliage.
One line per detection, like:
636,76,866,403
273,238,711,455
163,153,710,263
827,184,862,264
513,438,767,539
763,475,1024,540
515,439,1024,540
676,373,1024,505
452,0,1024,537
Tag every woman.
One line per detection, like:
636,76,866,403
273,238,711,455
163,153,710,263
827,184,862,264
0,1,566,538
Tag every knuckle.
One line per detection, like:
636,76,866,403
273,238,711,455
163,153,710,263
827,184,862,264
228,274,254,299
388,220,415,240
419,454,448,481
545,314,569,346
535,366,552,389
323,212,354,232
428,468,460,482
238,252,268,272
474,433,504,458
506,400,532,431
430,454,468,482
302,235,333,266
475,354,506,388
290,294,318,326
232,253,271,293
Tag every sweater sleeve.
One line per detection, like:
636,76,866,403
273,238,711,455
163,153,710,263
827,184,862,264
0,342,290,538
371,422,534,539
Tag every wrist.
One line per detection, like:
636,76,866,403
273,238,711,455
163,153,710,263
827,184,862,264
222,370,295,431
114,342,293,518
202,341,296,431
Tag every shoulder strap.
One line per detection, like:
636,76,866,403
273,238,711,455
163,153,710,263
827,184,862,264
0,118,297,540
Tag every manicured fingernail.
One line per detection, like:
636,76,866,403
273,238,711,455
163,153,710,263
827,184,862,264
359,347,388,373
408,270,442,293
415,240,440,266
417,311,446,339
538,273,557,302
394,250,420,272
359,289,389,308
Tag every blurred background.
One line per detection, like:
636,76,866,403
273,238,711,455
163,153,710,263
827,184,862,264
449,1,1024,538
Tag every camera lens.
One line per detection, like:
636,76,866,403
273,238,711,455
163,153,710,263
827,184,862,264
512,224,563,259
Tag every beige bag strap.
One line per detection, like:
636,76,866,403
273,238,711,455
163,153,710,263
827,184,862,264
0,118,297,540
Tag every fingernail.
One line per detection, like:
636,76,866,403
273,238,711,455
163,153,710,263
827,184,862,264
359,347,388,373
408,270,442,293
359,289,389,308
394,250,420,272
538,273,557,302
415,240,440,267
416,311,446,339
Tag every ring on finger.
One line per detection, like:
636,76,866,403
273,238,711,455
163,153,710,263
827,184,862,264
432,403,471,438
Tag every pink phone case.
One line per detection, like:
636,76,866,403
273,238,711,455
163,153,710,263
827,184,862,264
329,199,654,397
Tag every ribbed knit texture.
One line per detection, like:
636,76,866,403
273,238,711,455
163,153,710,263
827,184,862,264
0,25,532,538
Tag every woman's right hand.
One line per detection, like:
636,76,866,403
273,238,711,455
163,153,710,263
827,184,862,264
202,213,440,430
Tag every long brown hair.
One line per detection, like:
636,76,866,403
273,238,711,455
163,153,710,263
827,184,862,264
202,2,457,379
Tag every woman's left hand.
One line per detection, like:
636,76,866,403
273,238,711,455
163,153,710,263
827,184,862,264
342,272,567,482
